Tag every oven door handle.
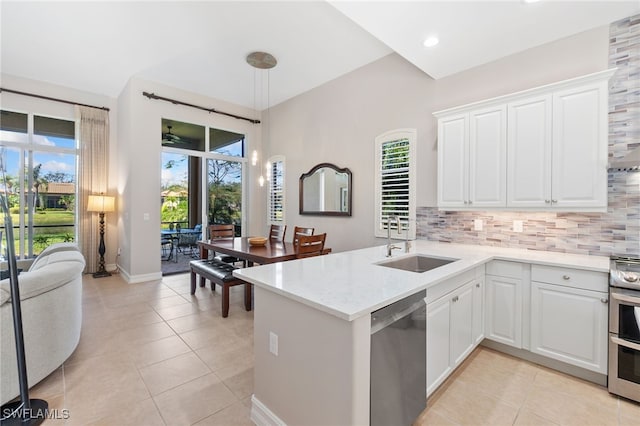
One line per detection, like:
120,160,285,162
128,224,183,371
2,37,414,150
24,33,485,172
611,336,640,352
611,291,640,306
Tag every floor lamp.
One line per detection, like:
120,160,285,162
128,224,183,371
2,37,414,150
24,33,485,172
87,194,115,278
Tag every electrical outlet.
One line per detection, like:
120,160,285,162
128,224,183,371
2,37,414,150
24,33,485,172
143,213,150,221
269,331,278,356
513,220,524,233
474,219,483,231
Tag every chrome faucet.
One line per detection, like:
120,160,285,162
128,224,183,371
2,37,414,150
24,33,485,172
386,215,401,257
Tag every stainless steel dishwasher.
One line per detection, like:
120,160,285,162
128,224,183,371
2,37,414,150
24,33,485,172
370,290,426,426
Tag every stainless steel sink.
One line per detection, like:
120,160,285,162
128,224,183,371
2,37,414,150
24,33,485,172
377,255,458,273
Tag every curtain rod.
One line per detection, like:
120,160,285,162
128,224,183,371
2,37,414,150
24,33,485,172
142,91,260,124
0,87,110,111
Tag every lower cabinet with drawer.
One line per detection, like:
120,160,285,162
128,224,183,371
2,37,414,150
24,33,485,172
530,265,609,374
485,261,527,349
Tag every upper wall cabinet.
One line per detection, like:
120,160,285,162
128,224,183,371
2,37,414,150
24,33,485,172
435,68,616,211
437,105,507,208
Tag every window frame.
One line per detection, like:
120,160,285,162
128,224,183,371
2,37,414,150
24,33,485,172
374,128,416,239
267,155,285,225
0,109,79,258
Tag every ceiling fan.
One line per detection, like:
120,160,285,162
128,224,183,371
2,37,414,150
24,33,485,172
162,125,181,143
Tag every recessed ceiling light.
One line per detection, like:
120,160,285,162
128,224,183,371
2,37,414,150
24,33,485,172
423,36,439,48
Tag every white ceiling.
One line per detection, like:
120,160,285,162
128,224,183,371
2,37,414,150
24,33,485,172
1,1,638,111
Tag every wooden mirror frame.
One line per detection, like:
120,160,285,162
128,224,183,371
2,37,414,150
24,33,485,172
299,163,352,216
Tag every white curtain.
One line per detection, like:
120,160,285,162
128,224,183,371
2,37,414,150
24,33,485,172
76,106,109,273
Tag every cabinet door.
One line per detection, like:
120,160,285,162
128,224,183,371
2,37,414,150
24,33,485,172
530,281,608,373
427,296,451,396
469,105,507,207
485,275,522,348
507,95,552,208
552,82,608,208
437,114,468,208
450,282,474,366
472,279,485,345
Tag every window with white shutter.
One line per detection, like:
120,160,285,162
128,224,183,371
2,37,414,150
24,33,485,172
374,129,416,239
268,155,285,224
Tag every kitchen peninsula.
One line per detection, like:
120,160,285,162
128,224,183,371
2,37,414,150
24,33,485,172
234,241,610,425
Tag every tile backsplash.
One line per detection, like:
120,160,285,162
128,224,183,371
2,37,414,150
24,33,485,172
417,14,640,258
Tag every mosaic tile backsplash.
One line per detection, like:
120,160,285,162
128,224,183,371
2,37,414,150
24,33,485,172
417,14,640,258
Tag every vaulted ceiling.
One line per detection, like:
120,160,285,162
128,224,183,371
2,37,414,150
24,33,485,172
1,1,638,110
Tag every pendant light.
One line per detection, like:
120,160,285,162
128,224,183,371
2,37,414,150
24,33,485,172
246,51,277,187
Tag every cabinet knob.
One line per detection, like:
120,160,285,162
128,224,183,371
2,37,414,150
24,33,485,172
562,275,570,280
452,296,459,303
601,298,608,304
545,200,551,204
468,200,472,204
551,199,558,203
476,283,480,288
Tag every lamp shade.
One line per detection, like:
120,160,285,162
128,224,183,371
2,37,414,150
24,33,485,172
87,194,115,212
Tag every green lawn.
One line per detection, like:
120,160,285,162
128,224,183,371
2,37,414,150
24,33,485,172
1,210,75,255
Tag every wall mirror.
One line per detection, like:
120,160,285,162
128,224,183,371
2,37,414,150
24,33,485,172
299,163,352,216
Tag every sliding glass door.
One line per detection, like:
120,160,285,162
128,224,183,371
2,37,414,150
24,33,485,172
207,159,242,235
160,118,246,274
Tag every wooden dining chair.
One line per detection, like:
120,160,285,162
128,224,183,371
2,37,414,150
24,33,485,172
293,226,314,247
295,233,327,259
208,224,240,265
209,224,234,239
269,224,287,242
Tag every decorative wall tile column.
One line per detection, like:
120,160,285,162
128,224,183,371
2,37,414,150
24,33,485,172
417,14,640,258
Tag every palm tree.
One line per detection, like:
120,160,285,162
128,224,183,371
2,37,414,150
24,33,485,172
31,164,48,212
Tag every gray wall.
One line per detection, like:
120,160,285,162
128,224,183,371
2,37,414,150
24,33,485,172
265,25,610,253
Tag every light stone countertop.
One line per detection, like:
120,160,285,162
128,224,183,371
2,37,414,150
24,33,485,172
233,241,610,321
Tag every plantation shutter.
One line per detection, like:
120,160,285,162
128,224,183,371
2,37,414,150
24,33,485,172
379,138,410,232
268,157,285,223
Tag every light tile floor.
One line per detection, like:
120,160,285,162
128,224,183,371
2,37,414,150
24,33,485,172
25,273,640,425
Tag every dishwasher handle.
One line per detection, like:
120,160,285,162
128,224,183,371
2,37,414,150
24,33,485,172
371,298,426,335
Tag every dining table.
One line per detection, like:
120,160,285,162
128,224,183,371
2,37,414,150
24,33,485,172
197,237,298,266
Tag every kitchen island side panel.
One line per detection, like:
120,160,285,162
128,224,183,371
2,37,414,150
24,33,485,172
253,286,371,426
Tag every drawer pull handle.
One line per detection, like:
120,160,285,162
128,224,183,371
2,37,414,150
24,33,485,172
545,199,551,204
601,298,608,304
452,296,459,303
563,275,570,280
476,283,480,288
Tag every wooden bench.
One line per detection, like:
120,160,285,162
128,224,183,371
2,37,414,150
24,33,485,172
190,259,252,317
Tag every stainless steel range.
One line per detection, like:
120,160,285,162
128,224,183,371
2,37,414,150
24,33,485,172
609,256,640,402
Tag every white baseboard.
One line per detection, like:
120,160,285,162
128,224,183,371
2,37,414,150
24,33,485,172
250,395,286,426
117,267,162,284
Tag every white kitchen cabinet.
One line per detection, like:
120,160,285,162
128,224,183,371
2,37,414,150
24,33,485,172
435,69,614,211
437,113,468,208
426,293,452,396
530,266,609,374
427,279,479,396
550,82,608,208
485,261,525,349
450,282,474,366
472,278,485,345
437,105,507,208
507,95,552,208
508,82,608,209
